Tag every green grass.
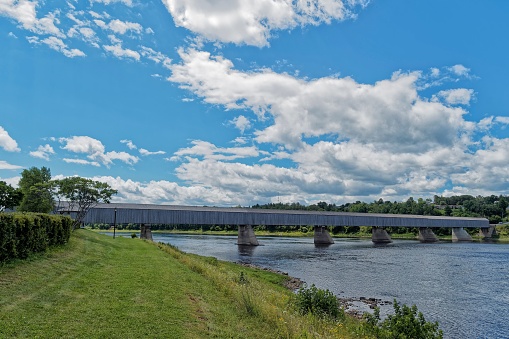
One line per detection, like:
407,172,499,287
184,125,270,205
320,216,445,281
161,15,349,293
0,230,367,338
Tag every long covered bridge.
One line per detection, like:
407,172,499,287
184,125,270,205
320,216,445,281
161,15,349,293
78,203,492,245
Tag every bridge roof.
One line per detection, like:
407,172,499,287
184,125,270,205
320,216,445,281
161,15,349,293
76,203,489,228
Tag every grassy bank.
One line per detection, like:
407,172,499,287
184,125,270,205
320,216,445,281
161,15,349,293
0,230,371,338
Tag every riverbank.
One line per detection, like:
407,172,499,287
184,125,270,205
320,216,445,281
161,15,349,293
104,228,509,242
0,230,375,338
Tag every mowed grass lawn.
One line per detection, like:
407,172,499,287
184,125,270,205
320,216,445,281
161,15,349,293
0,230,307,338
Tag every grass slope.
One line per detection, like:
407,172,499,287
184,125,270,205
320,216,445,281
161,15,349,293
0,230,363,338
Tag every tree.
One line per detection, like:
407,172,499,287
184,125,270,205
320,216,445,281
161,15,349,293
0,181,23,211
53,177,117,229
18,166,53,213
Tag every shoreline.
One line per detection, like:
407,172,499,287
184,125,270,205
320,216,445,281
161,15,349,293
238,262,393,319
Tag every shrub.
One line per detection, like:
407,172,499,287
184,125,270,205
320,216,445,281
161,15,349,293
0,213,72,263
294,284,342,319
363,299,443,339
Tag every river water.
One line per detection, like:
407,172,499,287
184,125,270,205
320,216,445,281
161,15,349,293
116,233,509,338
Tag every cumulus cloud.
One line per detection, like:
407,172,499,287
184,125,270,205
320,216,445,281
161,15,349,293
436,88,474,105
120,139,137,150
0,126,20,152
28,36,86,58
163,0,369,46
0,160,22,170
173,140,260,161
60,136,139,167
90,0,133,6
103,43,140,60
139,148,166,156
107,18,142,34
169,49,469,151
163,49,509,202
0,0,65,37
29,144,55,161
63,158,101,167
230,115,251,134
94,17,143,35
448,64,471,77
140,46,172,69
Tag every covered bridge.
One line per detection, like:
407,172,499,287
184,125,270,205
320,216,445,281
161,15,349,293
75,203,491,245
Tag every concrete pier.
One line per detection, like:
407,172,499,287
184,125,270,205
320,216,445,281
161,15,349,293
314,226,334,245
372,227,392,244
238,225,259,246
479,225,497,240
418,228,439,243
451,227,472,242
140,224,153,241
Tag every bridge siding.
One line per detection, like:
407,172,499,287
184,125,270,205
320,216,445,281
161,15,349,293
80,203,489,228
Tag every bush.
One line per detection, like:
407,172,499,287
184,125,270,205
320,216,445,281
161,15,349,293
363,300,443,339
294,284,342,319
0,213,72,263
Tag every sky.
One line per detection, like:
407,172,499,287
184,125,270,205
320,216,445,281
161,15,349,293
1,0,509,207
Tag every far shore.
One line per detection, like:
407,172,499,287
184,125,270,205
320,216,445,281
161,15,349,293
94,228,509,242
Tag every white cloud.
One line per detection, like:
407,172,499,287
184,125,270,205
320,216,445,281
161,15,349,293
174,140,260,161
448,64,470,77
8,31,17,38
0,126,20,152
0,1,64,37
107,18,142,34
60,136,139,167
169,49,468,151
230,115,251,134
30,36,86,58
103,43,140,60
90,0,133,6
63,158,101,167
0,160,22,170
164,50,509,201
436,88,474,105
139,148,166,156
29,144,55,161
495,116,509,125
140,46,172,69
120,139,137,150
0,175,20,186
163,0,368,46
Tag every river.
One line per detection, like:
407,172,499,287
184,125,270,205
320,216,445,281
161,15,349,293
114,233,509,338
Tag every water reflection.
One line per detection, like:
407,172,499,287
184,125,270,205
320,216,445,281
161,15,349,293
237,245,257,256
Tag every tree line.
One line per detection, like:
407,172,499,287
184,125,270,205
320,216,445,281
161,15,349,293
0,166,117,229
252,194,508,224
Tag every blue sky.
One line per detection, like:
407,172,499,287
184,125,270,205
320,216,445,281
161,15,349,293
1,0,508,206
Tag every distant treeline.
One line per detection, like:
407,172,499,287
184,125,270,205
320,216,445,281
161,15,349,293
252,194,508,224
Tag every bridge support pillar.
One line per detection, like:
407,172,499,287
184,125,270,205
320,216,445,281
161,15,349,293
451,227,472,242
314,226,334,245
238,225,259,246
418,228,439,243
372,227,392,244
479,225,497,240
140,224,153,241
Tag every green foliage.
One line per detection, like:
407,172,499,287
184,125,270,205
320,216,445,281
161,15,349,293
53,177,117,229
294,284,342,319
0,181,22,211
18,167,53,213
0,213,72,262
363,300,443,339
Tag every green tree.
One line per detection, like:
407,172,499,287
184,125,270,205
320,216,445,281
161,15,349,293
18,166,53,213
53,177,117,229
0,181,23,211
